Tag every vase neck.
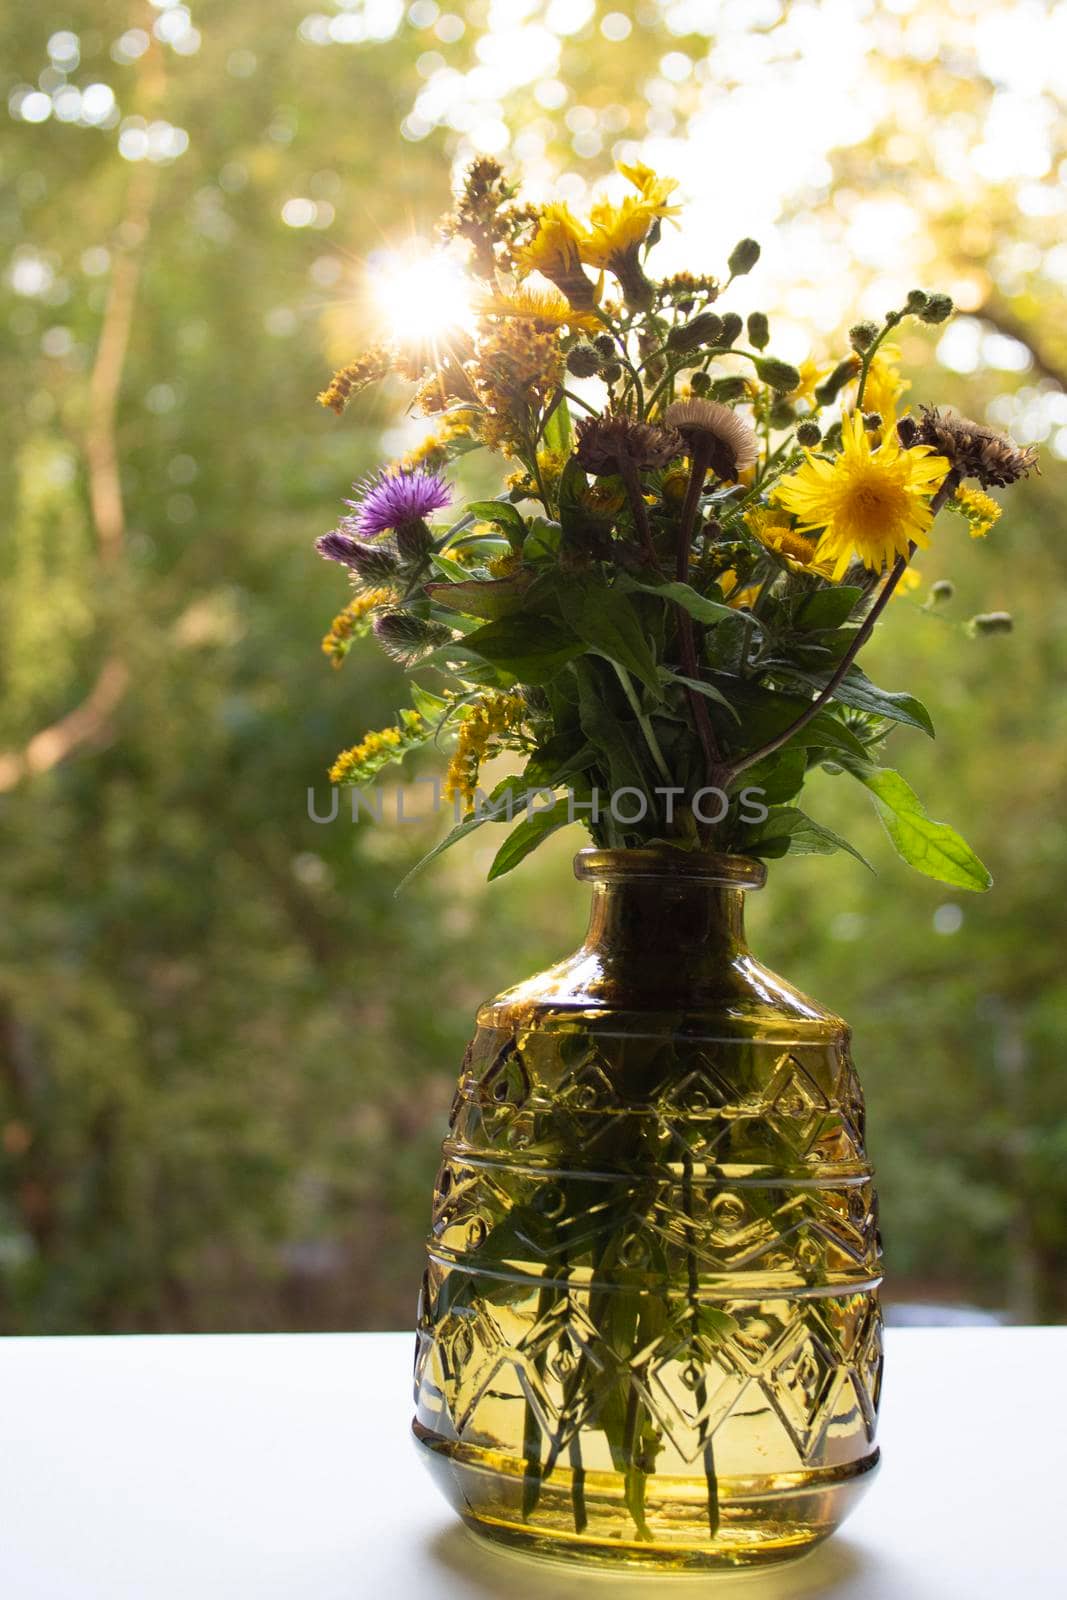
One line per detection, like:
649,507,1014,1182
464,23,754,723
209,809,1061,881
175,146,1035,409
573,849,764,1001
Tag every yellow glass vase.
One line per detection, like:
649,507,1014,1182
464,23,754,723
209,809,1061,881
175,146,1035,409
413,847,882,1570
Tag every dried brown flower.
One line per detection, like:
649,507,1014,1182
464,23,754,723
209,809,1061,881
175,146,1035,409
662,398,760,481
574,414,682,477
900,407,1038,488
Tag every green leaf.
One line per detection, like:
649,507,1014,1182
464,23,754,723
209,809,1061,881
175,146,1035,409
620,575,739,626
457,614,582,684
523,733,597,787
541,390,573,455
487,798,575,881
737,747,807,806
574,657,653,798
659,668,740,720
465,500,527,543
559,580,661,694
746,805,875,869
522,518,563,561
424,574,532,621
793,586,863,631
409,683,450,723
427,552,473,583
777,665,935,737
841,762,992,891
394,777,531,893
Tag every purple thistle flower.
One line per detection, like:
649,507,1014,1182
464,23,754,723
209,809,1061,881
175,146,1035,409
347,465,452,538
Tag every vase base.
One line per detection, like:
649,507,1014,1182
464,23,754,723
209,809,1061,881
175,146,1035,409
414,1421,878,1572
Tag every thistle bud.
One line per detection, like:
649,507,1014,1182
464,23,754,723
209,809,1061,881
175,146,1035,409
905,289,929,312
728,237,761,277
930,579,955,603
971,611,1013,635
796,420,821,447
718,311,743,346
814,355,860,405
755,356,802,393
600,360,623,385
373,610,453,666
689,370,711,394
919,293,954,325
316,530,399,584
396,518,434,562
566,340,601,378
709,375,748,403
593,333,616,358
849,320,880,352
747,311,770,351
666,311,723,353
863,411,882,432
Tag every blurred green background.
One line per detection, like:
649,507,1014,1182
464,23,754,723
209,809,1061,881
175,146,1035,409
1,0,1065,1332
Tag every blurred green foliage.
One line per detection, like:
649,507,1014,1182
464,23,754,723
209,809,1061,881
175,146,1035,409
1,0,1065,1330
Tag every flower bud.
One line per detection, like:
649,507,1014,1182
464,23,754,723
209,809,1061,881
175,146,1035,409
849,320,880,352
905,289,929,312
814,355,861,405
396,517,434,561
566,341,601,378
930,579,955,603
863,411,882,432
796,420,821,447
600,360,623,385
689,370,711,394
747,311,770,351
593,333,616,358
373,610,453,666
728,237,761,277
769,399,796,429
755,356,802,392
718,311,743,346
666,311,723,353
919,293,954,325
709,375,748,402
822,420,844,451
971,611,1013,634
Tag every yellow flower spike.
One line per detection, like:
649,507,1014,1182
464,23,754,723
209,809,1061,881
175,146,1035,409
321,588,393,667
772,410,950,580
444,692,527,808
952,484,1003,539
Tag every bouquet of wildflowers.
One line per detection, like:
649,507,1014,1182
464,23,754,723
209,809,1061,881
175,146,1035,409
315,159,1035,889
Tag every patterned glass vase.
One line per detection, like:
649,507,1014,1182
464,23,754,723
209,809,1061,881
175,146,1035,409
413,846,883,1570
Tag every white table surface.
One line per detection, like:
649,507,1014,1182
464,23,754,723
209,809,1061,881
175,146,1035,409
0,1328,1062,1599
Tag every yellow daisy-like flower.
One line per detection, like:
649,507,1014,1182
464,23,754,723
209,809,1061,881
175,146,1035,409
516,204,596,309
744,507,838,577
952,483,1002,539
476,279,600,334
789,358,829,408
617,160,683,217
773,410,950,580
891,565,924,599
860,342,910,422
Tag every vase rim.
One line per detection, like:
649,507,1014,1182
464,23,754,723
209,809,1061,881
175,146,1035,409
574,846,767,890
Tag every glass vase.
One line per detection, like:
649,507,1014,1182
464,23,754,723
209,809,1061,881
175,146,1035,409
413,846,882,1570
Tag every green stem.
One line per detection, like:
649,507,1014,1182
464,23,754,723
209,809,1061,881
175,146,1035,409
612,662,673,788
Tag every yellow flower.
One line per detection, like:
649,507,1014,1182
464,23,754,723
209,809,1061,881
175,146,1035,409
719,570,761,609
617,161,682,218
476,280,599,334
789,358,829,408
516,204,597,309
744,507,837,577
892,565,924,598
773,410,950,580
444,692,526,807
860,342,909,422
321,588,393,668
330,712,426,785
952,483,1002,539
